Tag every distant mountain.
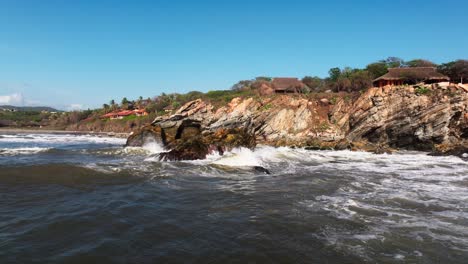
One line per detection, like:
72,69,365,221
0,105,61,112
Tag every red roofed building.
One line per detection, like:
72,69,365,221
116,110,134,119
133,109,148,116
101,112,119,119
101,109,148,120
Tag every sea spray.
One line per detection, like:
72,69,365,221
141,138,166,154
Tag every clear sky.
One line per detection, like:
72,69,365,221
1,0,467,110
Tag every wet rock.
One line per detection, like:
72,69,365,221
160,137,209,161
125,126,165,147
253,166,270,174
432,144,468,159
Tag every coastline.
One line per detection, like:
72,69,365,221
0,127,130,138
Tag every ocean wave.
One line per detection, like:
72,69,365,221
185,146,467,171
0,163,145,186
0,133,126,145
0,147,51,155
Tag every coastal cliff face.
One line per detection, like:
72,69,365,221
127,84,468,160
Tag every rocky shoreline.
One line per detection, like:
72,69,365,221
0,128,130,138
127,84,468,160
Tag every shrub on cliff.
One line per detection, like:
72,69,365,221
326,67,372,92
437,60,468,84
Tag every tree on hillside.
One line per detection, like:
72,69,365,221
135,96,144,109
365,57,406,79
328,67,341,82
231,80,253,91
366,62,389,79
121,97,132,110
382,57,405,68
327,67,372,92
255,76,272,82
349,69,372,90
406,59,437,68
437,60,468,83
109,99,117,111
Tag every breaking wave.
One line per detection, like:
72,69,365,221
2,132,468,262
0,133,126,145
0,147,51,155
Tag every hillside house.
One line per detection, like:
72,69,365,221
133,109,148,116
100,109,148,120
373,67,449,87
272,78,306,93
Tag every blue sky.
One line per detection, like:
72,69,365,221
1,0,467,110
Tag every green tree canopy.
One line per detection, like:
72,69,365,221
438,60,468,83
328,67,341,81
366,62,388,79
406,59,437,68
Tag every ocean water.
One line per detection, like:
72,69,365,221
1,132,468,263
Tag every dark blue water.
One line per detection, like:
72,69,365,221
1,133,468,263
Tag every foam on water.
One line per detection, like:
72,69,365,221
184,146,468,258
0,133,126,145
141,138,165,154
2,134,468,261
211,147,264,167
0,147,51,155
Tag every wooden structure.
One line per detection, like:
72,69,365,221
272,78,305,93
373,67,449,87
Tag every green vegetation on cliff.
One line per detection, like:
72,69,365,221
2,57,466,133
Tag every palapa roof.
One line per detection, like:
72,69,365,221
272,78,305,91
373,67,449,82
101,112,118,118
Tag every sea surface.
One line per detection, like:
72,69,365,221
1,132,468,263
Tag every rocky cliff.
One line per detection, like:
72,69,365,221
127,83,468,160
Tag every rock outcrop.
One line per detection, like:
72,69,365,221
127,84,468,160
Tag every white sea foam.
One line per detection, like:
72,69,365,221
273,148,468,256
211,147,264,167
0,133,126,145
0,147,50,155
121,139,165,160
185,146,468,258
141,138,165,154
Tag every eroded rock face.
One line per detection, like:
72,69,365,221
127,84,468,160
347,86,468,152
126,126,165,147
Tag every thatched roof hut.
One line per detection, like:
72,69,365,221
272,78,305,93
373,67,449,87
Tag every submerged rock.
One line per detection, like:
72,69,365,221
253,166,271,174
